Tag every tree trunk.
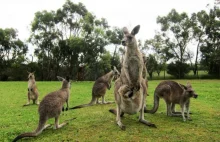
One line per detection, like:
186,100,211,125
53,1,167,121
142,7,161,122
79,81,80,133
194,41,200,77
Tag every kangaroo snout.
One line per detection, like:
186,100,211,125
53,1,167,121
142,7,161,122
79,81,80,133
194,94,198,98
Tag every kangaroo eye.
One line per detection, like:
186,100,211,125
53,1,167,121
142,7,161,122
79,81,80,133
127,36,132,40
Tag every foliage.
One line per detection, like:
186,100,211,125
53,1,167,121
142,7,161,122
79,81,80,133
157,9,193,64
28,0,118,81
147,54,157,79
167,61,191,78
0,28,28,80
199,6,220,77
1,1,220,80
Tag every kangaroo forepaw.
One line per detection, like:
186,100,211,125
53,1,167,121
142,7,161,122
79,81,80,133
65,107,69,111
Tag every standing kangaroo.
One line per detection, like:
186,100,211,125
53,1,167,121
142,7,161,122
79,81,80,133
145,80,198,121
109,25,156,130
13,76,71,142
70,66,120,109
23,72,39,106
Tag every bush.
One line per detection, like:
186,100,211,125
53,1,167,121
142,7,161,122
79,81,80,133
167,61,190,78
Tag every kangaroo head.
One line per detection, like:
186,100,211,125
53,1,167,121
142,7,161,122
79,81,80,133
122,25,140,48
57,76,71,89
185,82,198,99
141,52,148,64
113,66,120,76
27,71,35,79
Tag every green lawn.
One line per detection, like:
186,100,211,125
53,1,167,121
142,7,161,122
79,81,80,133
0,80,220,142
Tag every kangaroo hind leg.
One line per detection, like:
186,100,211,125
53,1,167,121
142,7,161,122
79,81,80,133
54,116,67,129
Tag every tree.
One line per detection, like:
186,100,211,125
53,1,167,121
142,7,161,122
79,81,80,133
0,28,28,80
29,10,58,80
157,9,194,78
147,54,157,79
144,33,173,79
167,61,190,78
191,10,208,76
200,6,220,77
106,27,123,69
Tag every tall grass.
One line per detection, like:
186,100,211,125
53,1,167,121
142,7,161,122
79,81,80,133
0,80,219,141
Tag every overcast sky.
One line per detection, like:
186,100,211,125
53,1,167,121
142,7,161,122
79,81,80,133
0,0,215,56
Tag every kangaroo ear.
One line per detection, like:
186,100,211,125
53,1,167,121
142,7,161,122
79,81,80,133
131,25,140,35
123,27,129,35
186,81,191,87
27,71,30,74
57,76,65,81
113,66,117,70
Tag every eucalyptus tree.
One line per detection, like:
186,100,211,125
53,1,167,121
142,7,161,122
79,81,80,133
200,6,220,77
146,54,157,79
156,9,193,78
54,1,88,78
106,27,123,69
0,28,28,80
191,10,208,76
81,17,111,80
29,10,58,80
144,33,173,79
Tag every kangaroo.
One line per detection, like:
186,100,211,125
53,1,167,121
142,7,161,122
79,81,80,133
13,76,71,142
70,66,120,109
145,80,198,121
109,25,156,130
23,72,39,106
142,52,148,80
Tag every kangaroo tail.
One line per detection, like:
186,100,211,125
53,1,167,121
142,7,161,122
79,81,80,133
144,92,160,113
70,95,96,110
109,109,117,115
12,117,46,142
109,109,124,117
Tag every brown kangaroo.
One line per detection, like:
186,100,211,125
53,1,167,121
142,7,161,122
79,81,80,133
109,25,156,130
70,66,120,109
13,76,71,142
145,80,198,121
23,72,39,106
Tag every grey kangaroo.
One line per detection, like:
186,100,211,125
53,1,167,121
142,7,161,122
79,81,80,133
145,80,198,121
109,25,156,130
23,72,39,106
13,76,71,142
70,66,120,109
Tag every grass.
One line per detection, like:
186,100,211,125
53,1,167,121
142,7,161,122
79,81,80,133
0,80,220,142
148,70,214,80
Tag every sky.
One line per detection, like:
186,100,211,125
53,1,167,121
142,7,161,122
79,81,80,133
0,0,216,57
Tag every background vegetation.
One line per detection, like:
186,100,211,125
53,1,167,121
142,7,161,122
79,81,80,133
0,80,219,141
0,0,220,81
